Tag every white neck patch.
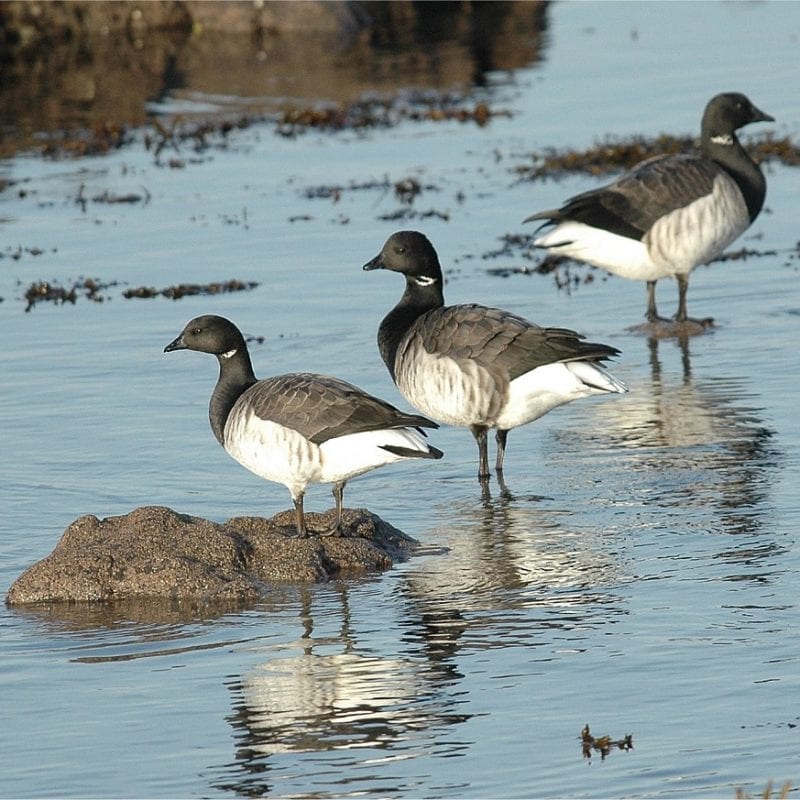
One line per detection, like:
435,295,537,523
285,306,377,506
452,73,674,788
414,275,438,287
710,134,734,146
220,348,238,359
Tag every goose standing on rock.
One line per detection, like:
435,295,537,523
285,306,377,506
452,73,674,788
165,315,443,537
363,231,628,487
525,92,774,327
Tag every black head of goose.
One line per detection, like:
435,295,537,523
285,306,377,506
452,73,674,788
363,230,628,485
164,314,443,537
524,92,774,325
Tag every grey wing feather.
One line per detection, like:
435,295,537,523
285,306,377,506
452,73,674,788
241,373,438,445
413,306,619,382
532,154,723,240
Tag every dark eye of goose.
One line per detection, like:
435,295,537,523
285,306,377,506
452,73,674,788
192,326,202,335
395,246,406,255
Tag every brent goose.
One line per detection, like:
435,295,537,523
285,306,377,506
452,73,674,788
363,230,627,484
525,92,773,324
165,315,443,537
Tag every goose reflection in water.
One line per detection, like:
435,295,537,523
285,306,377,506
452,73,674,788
592,336,777,523
395,496,629,665
217,585,471,795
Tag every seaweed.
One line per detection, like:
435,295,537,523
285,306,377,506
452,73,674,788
580,724,633,761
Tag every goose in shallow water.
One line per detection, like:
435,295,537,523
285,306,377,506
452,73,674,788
363,230,627,485
165,314,443,537
525,92,773,325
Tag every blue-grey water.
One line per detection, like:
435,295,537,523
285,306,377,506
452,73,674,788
2,2,799,798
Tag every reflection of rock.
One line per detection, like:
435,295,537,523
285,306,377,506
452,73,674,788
5,505,416,605
0,1,548,156
627,317,713,339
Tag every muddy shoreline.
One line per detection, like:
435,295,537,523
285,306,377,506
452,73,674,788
0,0,548,158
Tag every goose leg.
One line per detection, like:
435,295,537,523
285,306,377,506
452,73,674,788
471,425,490,480
292,493,308,538
321,481,347,537
645,280,670,322
675,275,690,322
675,274,713,327
495,429,509,474
495,429,515,499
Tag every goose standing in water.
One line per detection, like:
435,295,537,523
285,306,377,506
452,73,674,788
525,92,773,326
363,231,627,487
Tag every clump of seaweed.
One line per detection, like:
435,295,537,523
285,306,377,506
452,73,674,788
515,133,800,183
122,279,259,300
275,92,508,138
23,278,118,311
580,724,633,761
74,184,151,213
145,116,254,163
0,245,54,260
39,122,133,160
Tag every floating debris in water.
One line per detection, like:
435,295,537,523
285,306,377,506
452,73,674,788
23,278,118,311
0,245,55,260
713,246,780,263
21,278,258,309
74,184,151,212
580,724,633,761
122,279,259,300
378,208,450,222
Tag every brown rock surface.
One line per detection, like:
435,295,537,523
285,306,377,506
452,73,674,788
6,505,418,606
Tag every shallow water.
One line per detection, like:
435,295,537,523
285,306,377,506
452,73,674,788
2,2,799,798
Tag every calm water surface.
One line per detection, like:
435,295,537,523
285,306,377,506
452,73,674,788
2,2,799,798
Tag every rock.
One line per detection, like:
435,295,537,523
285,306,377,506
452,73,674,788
5,505,418,606
627,317,715,339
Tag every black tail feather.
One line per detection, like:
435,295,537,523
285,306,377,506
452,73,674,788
381,443,444,460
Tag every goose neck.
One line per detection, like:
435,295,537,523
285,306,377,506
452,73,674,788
209,349,257,445
702,133,767,221
378,280,442,380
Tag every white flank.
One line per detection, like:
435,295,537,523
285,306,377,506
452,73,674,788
224,407,433,497
644,174,748,272
224,412,321,501
535,173,748,281
396,348,498,427
318,428,433,484
535,221,660,280
495,362,625,430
